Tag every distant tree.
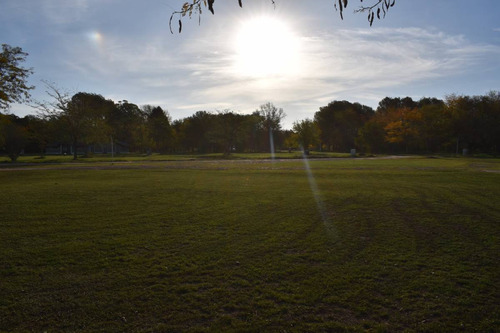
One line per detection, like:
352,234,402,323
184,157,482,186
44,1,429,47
414,99,451,153
383,107,421,153
0,113,28,162
33,82,75,156
292,118,319,154
417,97,445,108
177,111,216,153
212,110,247,155
143,105,173,153
377,96,417,114
0,44,34,110
171,119,184,152
35,83,115,159
0,119,4,149
358,96,458,154
481,92,500,153
170,0,396,33
69,92,116,156
113,101,151,153
357,94,500,155
356,119,387,154
314,100,373,152
243,112,265,152
23,115,52,157
256,102,286,153
283,130,298,151
446,92,500,154
172,110,277,154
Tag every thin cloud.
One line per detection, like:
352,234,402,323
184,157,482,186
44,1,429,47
169,26,500,122
24,21,500,126
40,0,91,25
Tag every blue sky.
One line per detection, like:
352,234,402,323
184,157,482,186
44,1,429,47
1,0,499,128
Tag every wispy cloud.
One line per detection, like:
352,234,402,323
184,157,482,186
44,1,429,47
298,27,498,87
4,0,499,126
36,24,500,125
168,26,500,121
40,0,91,25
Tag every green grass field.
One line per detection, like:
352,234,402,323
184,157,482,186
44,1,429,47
1,156,499,332
0,151,353,164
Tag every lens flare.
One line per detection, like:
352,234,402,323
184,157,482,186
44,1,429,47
88,31,103,45
269,128,275,160
301,149,337,241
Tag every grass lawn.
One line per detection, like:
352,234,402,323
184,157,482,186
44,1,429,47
0,151,353,164
0,157,499,331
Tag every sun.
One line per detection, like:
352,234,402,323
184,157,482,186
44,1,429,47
233,16,301,78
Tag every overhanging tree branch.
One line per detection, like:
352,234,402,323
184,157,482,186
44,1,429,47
170,0,277,34
352,0,397,26
170,0,395,34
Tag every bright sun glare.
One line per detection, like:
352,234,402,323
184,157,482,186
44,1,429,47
233,16,301,78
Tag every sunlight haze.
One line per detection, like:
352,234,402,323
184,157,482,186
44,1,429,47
1,0,499,128
233,16,301,78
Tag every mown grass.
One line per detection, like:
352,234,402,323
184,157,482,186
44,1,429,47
0,157,499,332
0,151,353,164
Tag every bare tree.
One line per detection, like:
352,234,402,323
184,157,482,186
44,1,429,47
33,82,114,159
257,102,285,153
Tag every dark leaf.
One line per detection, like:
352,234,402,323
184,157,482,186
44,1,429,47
377,7,380,19
339,0,343,20
169,14,174,34
179,20,182,33
342,0,348,8
391,0,396,7
238,0,242,8
208,0,214,14
370,12,374,26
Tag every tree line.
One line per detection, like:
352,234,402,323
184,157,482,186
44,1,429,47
1,90,499,161
296,93,500,155
0,87,288,160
